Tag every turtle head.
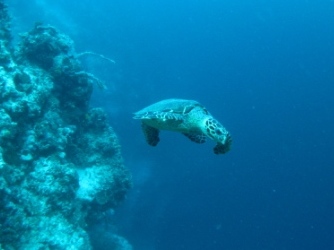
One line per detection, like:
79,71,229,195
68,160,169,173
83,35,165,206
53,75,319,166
203,117,232,154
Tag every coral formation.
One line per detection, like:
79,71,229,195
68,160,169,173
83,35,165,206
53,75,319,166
0,1,132,249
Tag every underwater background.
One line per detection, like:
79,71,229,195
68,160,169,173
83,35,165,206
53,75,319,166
6,0,334,249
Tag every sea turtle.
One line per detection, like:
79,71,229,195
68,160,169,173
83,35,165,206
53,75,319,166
133,98,232,154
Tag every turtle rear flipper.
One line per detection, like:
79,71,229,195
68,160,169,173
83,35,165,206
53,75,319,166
183,133,206,144
142,123,160,146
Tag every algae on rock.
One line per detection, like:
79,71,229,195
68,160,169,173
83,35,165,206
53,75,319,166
0,1,132,249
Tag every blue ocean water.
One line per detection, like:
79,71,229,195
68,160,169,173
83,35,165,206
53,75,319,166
9,0,334,249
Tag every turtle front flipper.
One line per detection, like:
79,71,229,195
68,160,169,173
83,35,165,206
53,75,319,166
213,134,232,154
213,143,230,154
183,133,206,144
142,122,160,146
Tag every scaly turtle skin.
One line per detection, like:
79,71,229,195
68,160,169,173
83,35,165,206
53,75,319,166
133,99,232,154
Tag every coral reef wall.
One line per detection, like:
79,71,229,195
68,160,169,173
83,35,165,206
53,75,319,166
0,1,131,249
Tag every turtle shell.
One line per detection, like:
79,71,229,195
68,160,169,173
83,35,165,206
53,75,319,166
133,99,208,121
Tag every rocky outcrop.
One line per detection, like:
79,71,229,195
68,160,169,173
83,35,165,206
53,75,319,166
0,1,131,249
